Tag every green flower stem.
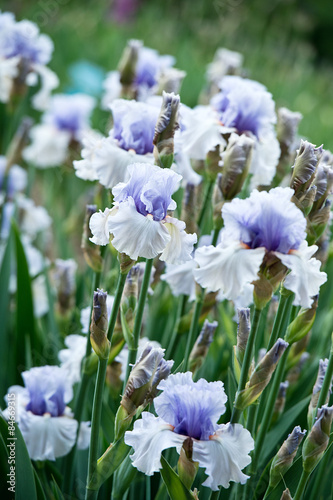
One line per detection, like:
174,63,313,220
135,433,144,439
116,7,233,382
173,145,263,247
211,226,220,247
198,178,214,230
123,258,154,385
294,470,311,500
315,332,333,416
246,404,257,435
252,292,293,434
166,294,187,359
230,308,262,424
183,288,206,371
251,345,290,472
85,269,129,500
62,266,103,494
308,444,332,500
209,489,220,500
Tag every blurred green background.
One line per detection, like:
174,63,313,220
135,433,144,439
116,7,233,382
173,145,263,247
4,0,333,148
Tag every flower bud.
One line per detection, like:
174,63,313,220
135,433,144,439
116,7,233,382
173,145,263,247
280,488,293,500
307,359,331,428
119,345,173,424
307,199,331,245
90,289,110,360
277,107,302,152
153,91,180,168
285,296,318,344
219,132,254,201
53,258,77,315
235,339,289,411
291,140,323,197
235,308,251,365
178,437,199,489
118,39,141,88
302,405,333,473
189,320,218,373
311,162,333,212
206,48,243,86
269,426,306,488
205,145,222,181
81,204,103,272
157,68,186,95
120,266,140,348
181,182,199,235
118,252,136,274
253,254,289,310
272,381,289,425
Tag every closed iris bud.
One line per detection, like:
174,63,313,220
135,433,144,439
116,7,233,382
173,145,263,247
121,265,140,347
118,39,141,88
280,488,293,500
287,352,310,386
53,258,77,315
302,405,333,473
82,204,103,272
235,308,251,365
189,320,218,373
235,339,289,411
157,67,186,95
269,426,306,489
285,296,318,345
178,437,199,490
291,140,323,198
219,132,254,201
115,346,174,439
90,289,110,360
153,91,180,168
277,107,302,153
307,359,331,428
307,199,331,245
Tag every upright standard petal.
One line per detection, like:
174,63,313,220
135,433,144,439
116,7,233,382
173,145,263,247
192,423,254,490
194,242,265,299
275,241,327,308
124,412,185,475
107,198,171,260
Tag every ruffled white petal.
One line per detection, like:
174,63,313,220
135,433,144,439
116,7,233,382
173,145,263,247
89,207,114,245
107,198,171,260
275,241,327,308
160,216,197,265
124,412,185,475
23,123,70,168
32,275,49,317
249,131,280,188
161,260,197,301
181,106,226,160
94,137,153,189
73,130,104,181
194,242,265,299
192,423,254,490
173,131,202,186
58,334,87,385
19,411,78,461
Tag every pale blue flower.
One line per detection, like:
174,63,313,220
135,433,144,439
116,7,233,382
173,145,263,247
125,372,254,490
194,187,327,307
135,46,174,90
110,99,159,154
211,76,276,138
89,163,197,263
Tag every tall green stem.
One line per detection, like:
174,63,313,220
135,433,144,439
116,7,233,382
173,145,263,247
294,470,310,500
251,345,290,472
166,294,187,359
197,179,214,230
183,288,205,371
231,308,262,424
85,270,128,499
123,258,154,385
315,333,333,416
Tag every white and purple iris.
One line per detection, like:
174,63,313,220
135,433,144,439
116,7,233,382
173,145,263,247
3,366,87,461
102,44,175,107
194,187,327,308
124,372,254,490
74,99,158,188
210,76,280,187
0,11,58,109
24,93,95,168
89,162,197,263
